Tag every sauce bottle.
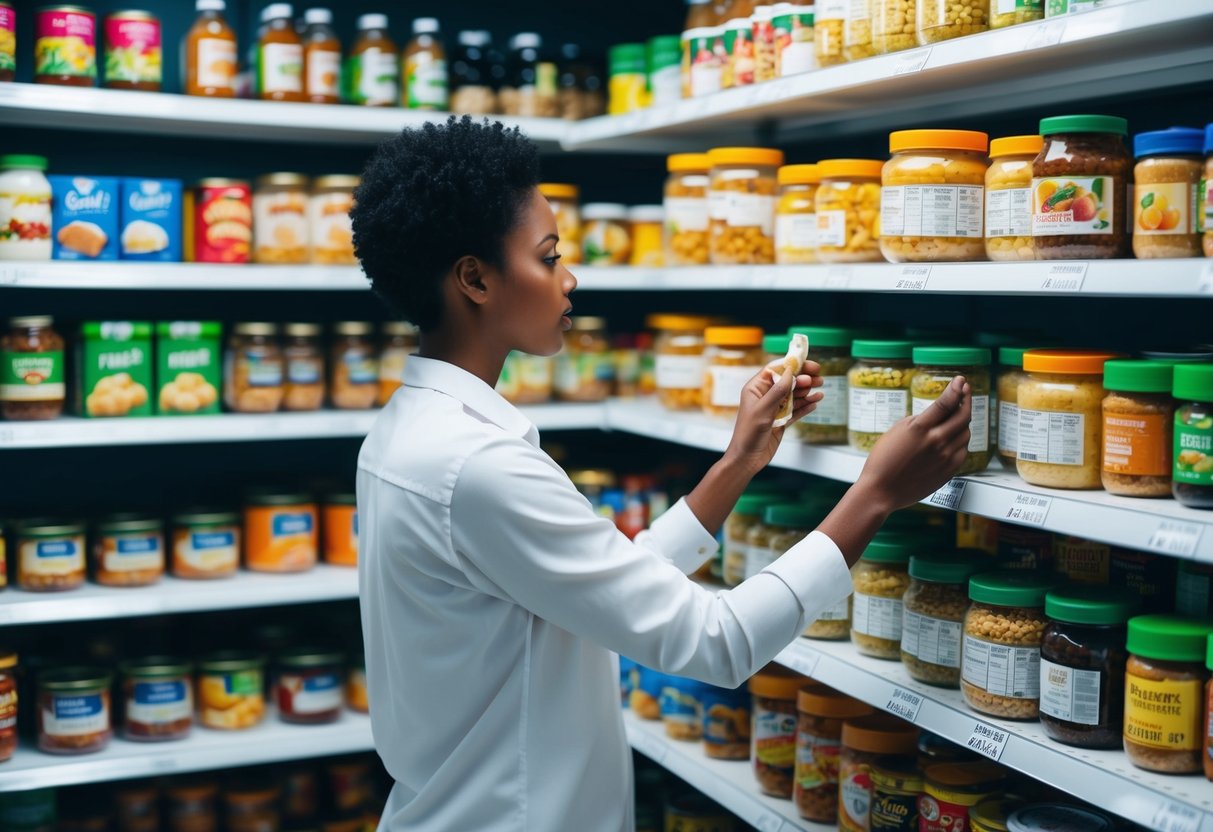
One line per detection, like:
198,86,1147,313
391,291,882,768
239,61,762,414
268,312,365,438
345,13,398,107
257,2,304,102
302,8,340,104
404,18,448,111
185,1,237,97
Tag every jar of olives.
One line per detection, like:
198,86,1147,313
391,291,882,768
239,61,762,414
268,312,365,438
789,325,855,446
911,346,992,474
848,340,916,454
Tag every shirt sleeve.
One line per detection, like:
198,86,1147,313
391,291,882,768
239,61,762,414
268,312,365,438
448,436,854,689
634,497,720,576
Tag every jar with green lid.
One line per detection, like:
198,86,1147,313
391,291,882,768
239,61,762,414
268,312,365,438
989,0,1042,29
911,346,992,473
1123,614,1213,773
276,647,344,725
790,325,854,445
16,518,86,592
995,346,1034,469
870,756,923,831
120,657,193,742
723,492,783,587
93,513,164,588
607,43,647,115
852,531,916,659
197,651,266,731
902,551,984,688
1173,364,1213,509
1100,360,1174,497
971,798,1022,832
748,502,819,580
170,509,240,579
961,570,1056,719
37,667,113,755
646,35,681,107
848,340,916,453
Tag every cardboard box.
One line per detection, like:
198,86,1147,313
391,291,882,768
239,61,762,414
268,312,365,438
156,321,222,415
50,175,120,261
77,321,153,417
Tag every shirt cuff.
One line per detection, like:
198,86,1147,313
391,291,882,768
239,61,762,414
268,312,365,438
644,498,719,575
760,530,853,629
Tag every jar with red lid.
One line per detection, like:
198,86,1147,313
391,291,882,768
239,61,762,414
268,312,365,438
276,647,345,724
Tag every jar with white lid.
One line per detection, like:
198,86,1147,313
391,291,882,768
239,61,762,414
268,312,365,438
0,155,52,261
581,203,631,265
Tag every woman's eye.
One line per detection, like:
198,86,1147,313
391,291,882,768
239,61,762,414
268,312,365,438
543,253,562,266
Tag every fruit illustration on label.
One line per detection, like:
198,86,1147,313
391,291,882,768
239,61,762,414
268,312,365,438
1138,192,1182,231
1036,178,1109,230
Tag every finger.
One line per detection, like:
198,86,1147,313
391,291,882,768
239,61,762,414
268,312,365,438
914,376,967,429
801,360,821,377
758,367,795,407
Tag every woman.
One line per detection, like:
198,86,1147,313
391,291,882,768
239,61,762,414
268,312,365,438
351,117,972,832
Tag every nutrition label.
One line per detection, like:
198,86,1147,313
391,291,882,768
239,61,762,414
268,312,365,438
775,213,816,251
1017,408,1084,465
849,387,908,433
709,365,761,407
986,187,1032,237
998,400,1019,456
852,593,902,640
902,611,962,668
655,354,704,390
914,394,989,452
880,185,984,238
1039,658,1101,725
962,637,1040,698
804,375,847,426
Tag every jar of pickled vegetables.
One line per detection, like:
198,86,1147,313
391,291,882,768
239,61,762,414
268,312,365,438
815,0,847,67
995,346,1033,468
902,551,982,688
989,0,1042,29
911,346,992,473
851,531,915,659
985,135,1043,261
848,339,916,453
708,147,783,265
652,314,713,411
881,130,989,263
703,326,765,419
816,159,883,263
664,153,712,266
917,0,987,44
790,325,855,445
844,0,875,62
873,0,918,53
538,183,582,265
775,164,819,264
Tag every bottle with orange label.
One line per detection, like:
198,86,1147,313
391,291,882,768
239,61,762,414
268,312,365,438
1132,127,1204,259
185,0,237,98
244,491,318,573
301,8,341,104
1101,361,1174,498
257,3,304,102
322,492,358,566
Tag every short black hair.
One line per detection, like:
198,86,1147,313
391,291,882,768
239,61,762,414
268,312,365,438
351,116,540,330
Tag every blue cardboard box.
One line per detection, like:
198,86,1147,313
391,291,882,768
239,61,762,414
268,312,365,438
49,175,120,261
120,178,182,261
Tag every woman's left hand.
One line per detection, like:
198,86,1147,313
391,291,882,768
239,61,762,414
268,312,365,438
724,362,824,475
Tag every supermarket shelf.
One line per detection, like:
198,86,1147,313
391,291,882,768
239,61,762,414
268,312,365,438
775,638,1213,832
0,83,569,149
566,0,1213,151
623,710,832,832
0,261,369,291
0,711,374,793
0,564,359,627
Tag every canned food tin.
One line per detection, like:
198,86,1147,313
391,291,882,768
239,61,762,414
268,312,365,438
186,179,252,264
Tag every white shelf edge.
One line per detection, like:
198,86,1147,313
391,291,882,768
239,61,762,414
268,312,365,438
774,638,1213,831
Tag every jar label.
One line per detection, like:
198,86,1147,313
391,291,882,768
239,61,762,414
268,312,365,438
105,16,162,85
179,528,238,572
216,670,261,696
406,54,448,108
818,0,848,21
703,691,748,748
196,38,237,89
0,8,13,75
902,610,962,668
0,689,15,730
1174,410,1213,487
814,596,851,622
287,672,343,714
1039,657,1101,726
1201,176,1210,233
1133,182,1198,236
722,23,755,87
342,351,378,385
35,9,96,79
708,364,761,408
44,693,107,736
555,352,614,396
1017,407,1084,466
804,375,848,426
724,193,775,235
1,351,65,401
795,730,840,791
776,212,817,253
272,512,313,537
656,353,705,390
998,400,1019,456
986,187,1032,238
21,536,84,578
753,704,797,767
349,48,399,106
918,794,976,832
849,387,908,434
774,14,815,76
1124,674,1203,751
914,394,989,452
816,209,847,247
128,680,191,725
961,636,1040,699
1030,176,1115,236
288,357,323,385
880,185,984,238
1054,536,1110,584
310,191,355,259
871,790,918,830
253,190,308,257
243,352,284,388
659,684,701,728
306,48,341,98
852,592,903,641
650,64,681,107
665,196,709,233
689,34,724,97
744,542,776,580
839,768,873,832
998,0,1043,11
260,42,303,95
103,533,163,572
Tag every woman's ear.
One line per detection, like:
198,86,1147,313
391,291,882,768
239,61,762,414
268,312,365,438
451,255,490,306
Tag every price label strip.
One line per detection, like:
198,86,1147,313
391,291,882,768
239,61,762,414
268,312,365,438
894,265,932,291
965,720,1009,761
891,47,932,76
1040,262,1088,293
1146,520,1203,559
928,478,967,511
1004,493,1052,527
1150,801,1201,832
779,644,821,678
1023,20,1067,51
825,265,853,289
1199,261,1213,295
884,687,923,723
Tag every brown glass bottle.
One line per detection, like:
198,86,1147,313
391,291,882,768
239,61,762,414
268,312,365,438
185,0,237,98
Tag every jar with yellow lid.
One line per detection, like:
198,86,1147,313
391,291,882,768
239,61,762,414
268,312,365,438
880,130,988,263
651,314,713,411
581,204,631,265
873,0,918,53
985,135,1042,261
815,0,847,67
702,326,765,419
871,757,924,830
839,715,919,832
816,159,883,263
538,183,582,265
844,0,875,61
1132,128,1204,259
664,153,711,266
253,172,310,264
989,0,1042,29
708,147,783,265
971,799,1022,832
795,684,873,824
916,0,987,44
775,164,819,264
628,206,665,267
1017,349,1122,490
918,762,1006,832
749,664,808,798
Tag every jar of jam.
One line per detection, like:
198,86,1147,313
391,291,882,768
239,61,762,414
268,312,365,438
120,657,193,742
37,666,113,755
276,647,344,724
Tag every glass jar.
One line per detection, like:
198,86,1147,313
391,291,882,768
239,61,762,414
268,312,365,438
911,346,992,473
556,317,614,403
38,667,113,755
225,782,282,832
282,323,325,412
686,25,725,97
989,0,1043,28
902,551,982,688
497,351,554,405
995,346,1032,468
1173,364,1213,509
916,0,987,43
120,657,193,742
871,757,923,830
1017,350,1121,489
1031,115,1132,260
774,2,816,78
751,502,822,580
1007,806,1116,832
170,509,240,579
628,205,665,267
873,0,918,52
985,135,1042,261
815,0,847,67
166,781,220,832
795,684,873,824
378,321,418,406
0,156,52,260
0,651,16,763
322,491,358,567
330,321,378,410
749,664,807,798
651,314,712,411
708,147,782,265
197,651,266,730
660,675,706,741
538,183,582,266
839,714,919,832
16,518,86,592
244,490,317,573
881,130,989,263
1205,124,1213,259
309,175,358,265
1132,127,1204,259
848,339,916,453
961,570,1055,719
581,203,631,265
92,514,164,587
722,15,755,89
1099,360,1174,497
844,0,875,61
723,492,783,587
972,799,1021,832
703,326,765,419
701,682,751,759
277,648,344,725
1124,615,1213,774
851,531,915,659
664,153,711,266
347,655,369,713
224,323,283,413
775,164,820,264
1039,586,1136,749
2,315,65,420
252,173,309,264
786,325,854,445
919,763,1005,832
752,5,776,83
816,159,883,263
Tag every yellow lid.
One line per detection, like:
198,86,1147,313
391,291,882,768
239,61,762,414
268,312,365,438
538,183,579,200
989,135,1044,158
668,153,712,173
778,164,820,185
797,683,873,719
1023,349,1123,375
818,159,885,180
889,129,989,154
707,147,785,168
747,664,807,700
841,714,919,754
0,651,15,670
705,326,764,347
647,313,714,332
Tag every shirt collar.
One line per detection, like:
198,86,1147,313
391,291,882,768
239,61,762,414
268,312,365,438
404,356,539,446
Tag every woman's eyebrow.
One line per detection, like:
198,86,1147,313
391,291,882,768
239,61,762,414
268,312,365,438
536,234,559,247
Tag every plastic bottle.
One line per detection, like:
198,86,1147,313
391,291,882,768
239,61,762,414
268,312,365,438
257,3,304,102
301,8,340,104
184,0,237,97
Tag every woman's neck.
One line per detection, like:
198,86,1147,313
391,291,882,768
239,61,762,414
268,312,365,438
418,329,508,390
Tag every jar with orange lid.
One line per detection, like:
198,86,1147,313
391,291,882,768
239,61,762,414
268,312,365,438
708,147,783,265
794,684,873,824
664,153,712,265
775,164,820,264
538,183,582,265
839,714,920,832
918,762,1006,832
881,129,989,263
816,159,883,263
844,0,875,62
629,206,665,267
1017,350,1122,490
703,326,765,419
244,491,318,573
985,135,1043,261
651,314,714,411
322,492,357,566
748,664,808,798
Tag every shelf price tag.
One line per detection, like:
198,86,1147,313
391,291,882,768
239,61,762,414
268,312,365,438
884,687,923,723
1040,262,1088,292
1023,20,1067,51
894,265,931,291
891,47,932,76
825,265,853,289
1150,801,1201,832
928,478,966,511
780,643,821,678
1146,520,1203,559
752,810,787,832
1004,493,1052,527
1198,262,1213,295
964,720,1009,761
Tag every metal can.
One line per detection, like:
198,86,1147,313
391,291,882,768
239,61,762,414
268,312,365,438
103,9,160,90
664,792,734,832
0,3,15,82
35,5,96,85
186,178,252,264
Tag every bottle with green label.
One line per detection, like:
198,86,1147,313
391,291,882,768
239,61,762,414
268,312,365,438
344,13,398,107
404,18,448,110
1173,364,1213,508
1,315,65,421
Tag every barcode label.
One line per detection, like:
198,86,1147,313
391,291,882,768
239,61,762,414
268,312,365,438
929,478,967,511
894,265,931,290
1150,802,1201,832
891,47,932,76
825,266,852,289
1005,493,1052,526
1039,658,1101,726
1146,521,1203,558
965,720,1009,761
1040,262,1088,292
885,687,923,723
